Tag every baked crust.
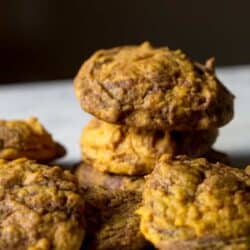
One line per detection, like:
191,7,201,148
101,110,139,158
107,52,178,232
0,117,66,162
74,42,234,130
137,156,250,250
0,158,85,250
81,119,218,175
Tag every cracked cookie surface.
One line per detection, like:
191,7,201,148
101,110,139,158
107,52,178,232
81,119,218,175
74,42,234,130
0,117,65,162
137,157,250,250
0,158,85,250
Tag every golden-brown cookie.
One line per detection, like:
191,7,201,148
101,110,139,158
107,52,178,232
137,156,250,250
74,42,234,131
81,118,218,175
73,162,149,249
0,158,85,250
0,117,66,162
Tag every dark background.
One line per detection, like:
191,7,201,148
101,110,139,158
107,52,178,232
1,1,250,83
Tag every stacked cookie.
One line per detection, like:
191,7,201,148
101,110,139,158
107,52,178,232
73,42,234,249
74,42,234,177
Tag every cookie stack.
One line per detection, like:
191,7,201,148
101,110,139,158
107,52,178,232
74,42,234,176
73,42,234,249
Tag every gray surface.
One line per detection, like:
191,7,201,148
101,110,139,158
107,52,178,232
0,66,250,167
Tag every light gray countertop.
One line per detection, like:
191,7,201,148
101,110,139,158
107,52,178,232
0,65,250,167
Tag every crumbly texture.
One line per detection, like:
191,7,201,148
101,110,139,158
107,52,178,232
74,42,234,131
0,117,66,162
74,162,145,192
81,119,218,175
0,158,85,250
137,157,250,250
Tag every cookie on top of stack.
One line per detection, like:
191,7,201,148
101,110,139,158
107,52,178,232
73,42,234,249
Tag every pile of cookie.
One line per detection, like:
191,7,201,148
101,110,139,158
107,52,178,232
0,118,85,249
72,42,248,250
0,42,250,250
74,42,234,177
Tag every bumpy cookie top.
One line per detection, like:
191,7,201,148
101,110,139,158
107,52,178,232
81,118,218,175
74,42,234,130
137,157,250,250
0,117,65,162
0,158,85,250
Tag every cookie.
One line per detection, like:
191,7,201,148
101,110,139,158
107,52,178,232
0,117,66,162
137,156,250,250
74,162,145,192
82,187,149,250
74,42,234,130
0,158,85,250
73,162,149,250
81,119,218,175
